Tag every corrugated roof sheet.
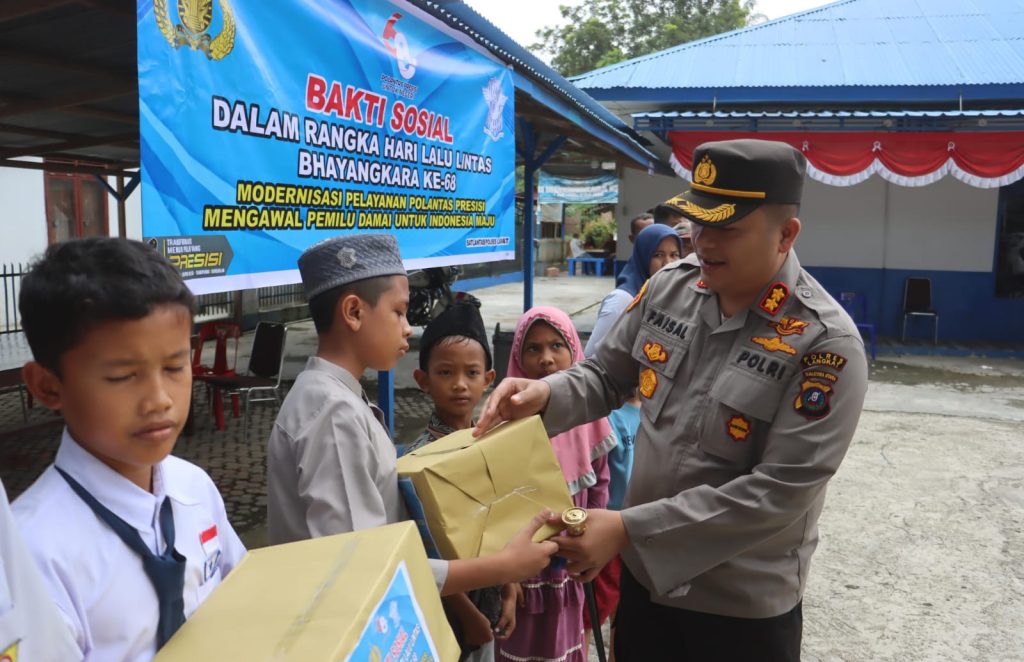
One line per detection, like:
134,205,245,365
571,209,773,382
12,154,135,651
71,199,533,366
571,0,1024,90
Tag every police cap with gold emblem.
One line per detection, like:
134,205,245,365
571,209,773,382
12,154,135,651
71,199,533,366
663,139,806,227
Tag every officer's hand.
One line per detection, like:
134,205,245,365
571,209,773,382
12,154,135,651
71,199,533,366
548,509,628,583
474,378,551,436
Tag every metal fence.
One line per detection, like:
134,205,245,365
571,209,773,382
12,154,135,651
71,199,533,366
195,291,236,323
257,283,306,312
0,263,26,335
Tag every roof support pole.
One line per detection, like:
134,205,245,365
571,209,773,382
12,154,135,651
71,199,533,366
517,119,566,312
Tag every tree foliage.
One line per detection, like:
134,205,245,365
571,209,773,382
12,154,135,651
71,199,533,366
533,0,757,78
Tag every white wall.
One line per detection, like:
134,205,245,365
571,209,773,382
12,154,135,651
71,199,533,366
115,176,144,241
800,176,998,273
618,167,999,274
0,166,49,265
884,177,996,272
0,167,144,267
798,177,887,269
615,167,686,260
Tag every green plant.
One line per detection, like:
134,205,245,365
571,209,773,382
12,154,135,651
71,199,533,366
583,218,615,248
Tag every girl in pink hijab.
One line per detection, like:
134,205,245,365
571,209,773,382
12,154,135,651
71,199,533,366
495,306,615,662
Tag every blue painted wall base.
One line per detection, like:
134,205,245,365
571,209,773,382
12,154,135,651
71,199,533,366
805,266,1024,343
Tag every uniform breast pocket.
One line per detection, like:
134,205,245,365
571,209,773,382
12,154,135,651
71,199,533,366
630,325,690,423
699,366,787,469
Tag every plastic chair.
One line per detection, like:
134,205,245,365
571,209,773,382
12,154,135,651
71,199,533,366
901,277,939,343
192,321,241,377
839,291,876,360
197,322,288,441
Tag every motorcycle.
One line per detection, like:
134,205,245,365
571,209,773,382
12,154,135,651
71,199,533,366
406,265,481,326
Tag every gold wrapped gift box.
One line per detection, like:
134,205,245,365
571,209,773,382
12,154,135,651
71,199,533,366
155,522,458,661
397,415,573,560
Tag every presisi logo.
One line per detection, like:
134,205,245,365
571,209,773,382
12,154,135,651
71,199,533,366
169,251,224,270
382,13,417,80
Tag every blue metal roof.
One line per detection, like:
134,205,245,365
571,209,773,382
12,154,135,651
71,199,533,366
571,0,1024,100
408,0,659,170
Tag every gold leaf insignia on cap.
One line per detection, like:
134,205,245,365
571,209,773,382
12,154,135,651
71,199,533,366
694,154,717,185
680,200,735,223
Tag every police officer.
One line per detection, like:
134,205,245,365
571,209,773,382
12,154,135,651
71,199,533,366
476,139,869,660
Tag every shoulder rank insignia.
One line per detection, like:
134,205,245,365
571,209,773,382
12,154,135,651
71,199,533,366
794,379,833,419
727,415,751,442
639,368,658,398
759,282,789,316
643,341,668,363
751,336,797,355
768,316,807,336
626,279,649,313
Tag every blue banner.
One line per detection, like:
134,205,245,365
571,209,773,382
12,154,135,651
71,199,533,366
346,561,441,662
138,0,516,294
538,171,618,204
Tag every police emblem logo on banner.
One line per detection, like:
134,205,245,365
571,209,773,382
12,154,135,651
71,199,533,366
154,0,236,60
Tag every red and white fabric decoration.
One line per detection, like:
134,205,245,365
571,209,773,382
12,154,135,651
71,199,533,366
668,131,1024,188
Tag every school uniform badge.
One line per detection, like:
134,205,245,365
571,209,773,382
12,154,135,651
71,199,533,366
639,368,658,398
199,524,222,582
759,282,790,315
727,415,751,442
794,379,833,419
643,341,668,363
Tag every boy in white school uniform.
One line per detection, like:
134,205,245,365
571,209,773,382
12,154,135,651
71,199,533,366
1,478,79,662
12,238,246,661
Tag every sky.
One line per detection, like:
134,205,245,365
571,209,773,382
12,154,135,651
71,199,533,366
461,0,834,60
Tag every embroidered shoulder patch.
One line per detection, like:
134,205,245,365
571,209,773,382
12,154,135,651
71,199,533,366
802,352,848,371
794,379,833,419
627,279,649,313
759,282,789,316
639,368,658,398
727,415,751,442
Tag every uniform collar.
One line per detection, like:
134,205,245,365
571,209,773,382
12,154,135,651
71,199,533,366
53,428,191,533
306,355,363,398
750,251,802,322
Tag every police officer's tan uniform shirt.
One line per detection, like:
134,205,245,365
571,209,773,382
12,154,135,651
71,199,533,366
267,357,448,588
543,252,868,619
